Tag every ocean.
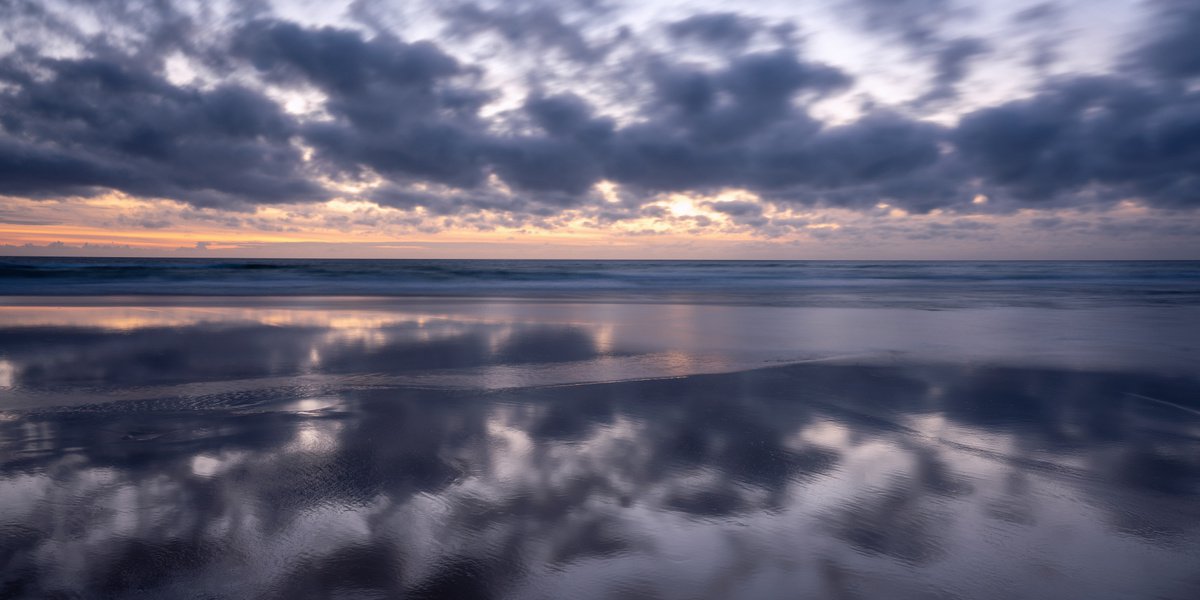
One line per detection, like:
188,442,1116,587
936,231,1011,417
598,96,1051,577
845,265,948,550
3,257,1200,307
0,260,1198,599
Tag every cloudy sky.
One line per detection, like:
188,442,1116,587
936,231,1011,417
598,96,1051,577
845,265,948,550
0,0,1197,258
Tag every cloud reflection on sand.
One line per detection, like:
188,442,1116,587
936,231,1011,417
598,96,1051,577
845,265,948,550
0,305,1198,598
0,302,1195,597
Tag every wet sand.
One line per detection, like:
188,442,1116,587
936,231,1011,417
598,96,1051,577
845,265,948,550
0,299,1198,599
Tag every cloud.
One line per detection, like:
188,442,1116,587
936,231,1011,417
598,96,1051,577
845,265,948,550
440,1,611,62
233,19,493,190
1012,2,1064,69
667,12,761,50
705,200,762,217
485,93,614,196
0,0,1196,243
843,0,990,109
914,36,989,105
749,113,945,193
954,75,1200,208
843,0,964,49
0,55,324,207
1132,0,1200,80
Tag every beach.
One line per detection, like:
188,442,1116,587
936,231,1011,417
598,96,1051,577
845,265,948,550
1,260,1198,598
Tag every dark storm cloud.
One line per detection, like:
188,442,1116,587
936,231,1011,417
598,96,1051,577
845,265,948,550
230,18,481,142
524,93,612,138
233,19,492,189
917,0,1200,211
596,50,860,194
653,50,851,141
667,12,760,50
0,0,1198,221
1132,0,1200,80
749,113,945,191
954,76,1200,208
488,137,605,196
485,93,614,197
229,18,950,211
0,55,324,207
705,200,763,217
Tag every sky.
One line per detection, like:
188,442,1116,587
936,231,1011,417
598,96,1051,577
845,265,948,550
0,0,1198,259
